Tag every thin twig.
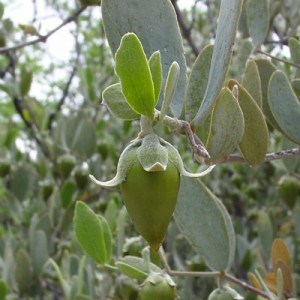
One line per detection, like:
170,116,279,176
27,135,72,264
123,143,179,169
218,148,300,164
224,273,270,299
171,0,199,57
0,6,86,54
257,50,300,69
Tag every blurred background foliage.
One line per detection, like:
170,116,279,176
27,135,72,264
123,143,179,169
0,0,299,299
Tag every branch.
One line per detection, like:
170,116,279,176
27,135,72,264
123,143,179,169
224,273,270,299
218,148,300,164
256,50,300,69
156,111,300,165
171,0,199,57
0,6,86,54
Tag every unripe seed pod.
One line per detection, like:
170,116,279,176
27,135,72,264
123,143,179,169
140,273,176,300
58,154,76,179
121,162,179,251
208,287,243,300
0,158,10,177
90,133,215,251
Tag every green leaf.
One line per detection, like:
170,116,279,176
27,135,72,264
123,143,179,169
20,67,33,97
206,88,244,163
102,0,187,117
0,4,4,21
236,39,253,76
30,230,48,277
257,211,273,261
148,51,163,105
0,281,8,300
60,181,76,208
160,61,180,121
97,215,112,262
115,33,155,118
246,0,269,46
289,37,300,78
268,70,300,144
229,80,269,165
255,59,281,130
15,249,33,294
242,59,262,107
102,83,140,120
192,0,243,127
174,177,236,271
185,45,213,122
11,164,35,201
116,256,161,280
74,201,109,265
292,79,300,100
71,119,97,158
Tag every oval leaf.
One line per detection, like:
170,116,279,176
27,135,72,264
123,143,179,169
242,59,262,107
271,239,292,270
257,211,273,261
192,0,243,127
102,0,187,117
160,61,180,121
20,67,33,96
185,45,213,122
115,33,155,118
206,88,244,163
30,230,48,276
72,119,97,158
174,177,236,271
148,51,163,105
102,83,140,120
269,70,300,144
246,0,269,46
97,215,112,262
116,256,161,280
74,201,108,265
255,59,281,130
229,80,269,165
289,37,300,79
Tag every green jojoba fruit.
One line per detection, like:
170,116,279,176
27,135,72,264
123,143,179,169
121,162,179,251
277,175,300,210
74,165,90,189
208,287,243,300
139,273,176,300
58,154,76,179
90,133,215,251
40,180,54,200
0,159,10,177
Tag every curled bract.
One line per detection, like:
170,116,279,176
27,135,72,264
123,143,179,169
90,133,215,250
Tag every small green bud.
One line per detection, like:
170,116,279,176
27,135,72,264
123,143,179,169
208,287,243,300
0,158,10,177
277,175,300,210
140,273,176,300
58,154,76,179
74,165,90,189
40,180,54,200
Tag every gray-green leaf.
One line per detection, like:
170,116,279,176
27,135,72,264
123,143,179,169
102,83,140,120
174,177,236,271
206,88,244,163
192,0,243,127
242,59,262,107
148,51,163,105
74,201,111,265
229,80,269,165
268,70,300,144
246,0,269,46
102,0,187,117
185,45,213,122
